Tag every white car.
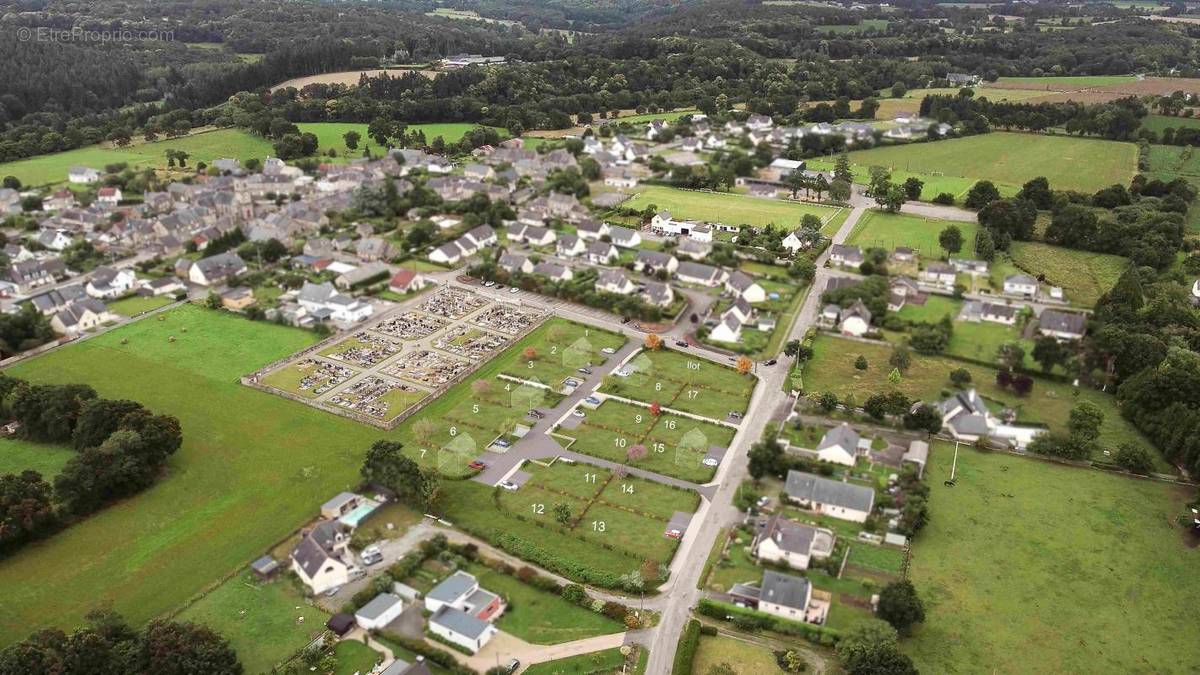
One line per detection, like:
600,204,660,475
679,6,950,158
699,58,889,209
601,347,616,355
616,369,631,377
509,287,520,294
484,280,496,287
500,481,519,491
572,409,586,418
702,457,719,467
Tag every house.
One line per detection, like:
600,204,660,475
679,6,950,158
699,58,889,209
677,238,712,261
603,169,639,189
781,227,820,253
838,299,872,337
828,244,864,269
596,268,636,295
766,158,805,181
298,281,374,323
533,261,573,282
575,219,610,242
920,263,957,288
379,658,434,675
902,440,929,478
607,225,642,249
634,250,679,276
356,237,394,262
979,302,1018,325
50,299,116,336
355,593,405,630
758,570,825,624
424,571,504,654
291,520,355,594
464,225,497,249
725,271,766,303
891,247,917,264
646,119,669,139
709,305,746,343
585,241,619,265
676,261,727,287
389,269,431,294
650,210,674,233
1038,309,1086,341
1003,274,1039,298
96,186,122,206
814,423,860,467
220,287,256,310
753,514,835,571
689,223,713,243
85,267,138,299
9,260,62,294
68,166,100,184
498,252,535,275
784,470,875,523
142,276,186,297
937,388,1044,449
28,284,87,315
37,229,73,251
641,280,675,307
430,241,467,265
949,258,989,275
188,252,248,287
506,223,557,247
947,72,980,87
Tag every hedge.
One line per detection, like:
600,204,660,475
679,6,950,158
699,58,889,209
378,632,474,675
671,619,701,675
696,599,841,646
489,530,628,589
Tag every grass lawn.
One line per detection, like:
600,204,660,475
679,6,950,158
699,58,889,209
906,444,1200,673
497,321,626,386
807,157,981,201
0,128,275,187
623,185,845,230
107,295,175,316
896,295,961,323
333,639,382,675
467,563,623,644
693,634,784,674
0,305,387,647
522,648,627,675
601,348,755,421
836,132,1137,194
177,573,330,675
1140,114,1200,134
0,437,77,479
942,319,1033,367
801,335,1167,469
1006,241,1127,307
847,209,978,258
297,122,503,159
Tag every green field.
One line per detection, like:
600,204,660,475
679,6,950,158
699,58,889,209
943,319,1034,367
995,75,1137,88
333,640,382,675
0,305,386,646
906,444,1200,673
693,634,785,674
523,648,627,675
0,129,275,188
601,348,756,421
0,437,77,479
297,122,505,158
806,157,981,201
837,132,1137,194
895,295,961,323
623,185,846,230
177,573,330,675
800,335,1164,468
847,209,979,258
468,562,623,644
1141,114,1200,134
1006,241,1127,306
107,295,175,316
1147,143,1200,185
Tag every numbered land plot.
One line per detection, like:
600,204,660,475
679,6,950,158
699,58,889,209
606,349,755,422
471,303,543,335
596,474,701,523
405,379,548,463
498,320,627,386
577,502,680,563
383,349,472,387
324,375,427,422
370,312,447,340
561,400,729,483
432,325,509,361
261,358,357,398
417,287,489,319
318,331,402,367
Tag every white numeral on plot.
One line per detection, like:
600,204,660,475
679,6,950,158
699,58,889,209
584,473,597,483
614,438,627,448
622,484,634,494
532,503,545,514
592,521,606,532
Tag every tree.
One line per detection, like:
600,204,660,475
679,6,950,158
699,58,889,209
523,346,538,361
889,344,912,373
1031,336,1065,374
343,130,361,150
903,403,943,433
1113,443,1154,474
553,502,571,524
834,153,853,184
784,168,807,200
949,368,972,388
736,355,753,375
964,180,1001,210
975,228,996,261
938,226,963,255
829,178,852,203
644,333,662,350
360,441,424,505
205,292,221,310
902,177,924,201
747,437,784,479
835,620,917,675
996,341,1025,370
412,418,437,442
627,444,647,463
817,392,839,413
876,581,926,636
1016,176,1053,209
1068,400,1104,442
0,470,57,554
140,619,243,675
854,355,868,370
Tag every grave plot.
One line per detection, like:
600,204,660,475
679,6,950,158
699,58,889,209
370,312,447,340
433,325,509,361
325,375,427,422
418,287,488,319
384,349,472,387
261,358,356,399
471,303,542,335
319,332,402,367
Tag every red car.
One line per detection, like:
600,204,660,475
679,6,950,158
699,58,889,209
468,460,486,470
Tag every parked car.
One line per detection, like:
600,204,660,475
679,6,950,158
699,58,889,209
702,457,719,467
601,347,616,355
361,546,383,566
506,659,521,674
509,287,520,294
729,411,743,419
572,409,586,418
483,280,496,287
584,396,602,406
527,409,545,419
500,481,518,491
675,340,689,348
665,528,683,539
577,367,592,375
764,359,777,366
468,460,486,470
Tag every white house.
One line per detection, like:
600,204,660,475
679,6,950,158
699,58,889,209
979,302,1018,325
596,268,636,295
781,227,820,253
676,261,728,287
1038,309,1086,341
641,280,675,307
85,267,138,299
290,520,355,595
96,186,123,206
429,241,466,265
575,219,610,242
920,263,957,289
753,514,835,571
585,241,620,265
68,166,100,184
533,261,573,282
689,223,713,243
814,423,859,467
838,299,872,337
828,244,864,269
783,470,875,523
425,571,504,654
50,299,116,336
708,304,747,343
937,388,1045,449
607,225,642,249
355,593,405,630
1003,274,1039,298
556,235,587,258
634,250,679,276
498,252,535,275
188,252,248,287
725,271,766,303
757,570,825,624
297,281,374,323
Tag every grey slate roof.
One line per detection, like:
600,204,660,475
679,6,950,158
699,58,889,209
758,513,818,555
428,571,476,605
784,470,875,513
430,605,490,640
356,592,403,621
1039,309,1086,336
817,423,859,454
760,570,811,610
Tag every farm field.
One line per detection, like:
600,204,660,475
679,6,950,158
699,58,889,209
800,335,1167,469
692,634,785,674
1146,143,1200,184
623,185,846,230
1005,241,1127,307
847,209,979,257
177,573,329,675
993,75,1137,88
0,305,385,647
906,444,1200,673
601,348,756,421
838,132,1137,194
270,68,438,91
107,295,175,316
806,157,980,201
296,122,506,158
0,437,77,479
0,128,275,188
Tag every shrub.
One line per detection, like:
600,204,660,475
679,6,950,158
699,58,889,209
933,192,955,205
601,601,629,621
561,583,587,605
700,625,718,636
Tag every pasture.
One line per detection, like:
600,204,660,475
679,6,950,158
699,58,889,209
623,185,847,231
0,128,275,188
0,437,76,479
906,445,1200,673
296,122,506,158
0,305,385,646
839,132,1137,194
1140,114,1200,134
1005,241,1127,307
847,209,979,257
107,295,175,316
994,75,1137,89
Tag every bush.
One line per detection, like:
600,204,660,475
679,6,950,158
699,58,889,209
671,619,701,675
933,192,955,205
700,625,718,636
601,601,629,621
561,583,587,605
696,599,840,646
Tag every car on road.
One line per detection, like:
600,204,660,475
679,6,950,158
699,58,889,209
584,396,601,406
702,457,719,467
601,347,616,355
506,659,521,674
577,367,592,375
572,409,586,418
675,340,689,348
483,280,496,287
468,460,486,470
500,481,518,491
764,359,777,366
729,411,743,420
509,287,520,294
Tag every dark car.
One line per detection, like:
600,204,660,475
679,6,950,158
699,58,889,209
764,359,777,366
675,340,689,348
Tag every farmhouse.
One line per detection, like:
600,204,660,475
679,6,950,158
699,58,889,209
425,571,504,654
753,514,835,571
1003,274,1039,298
291,520,355,594
783,470,875,523
1038,309,1086,341
725,271,766,303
